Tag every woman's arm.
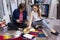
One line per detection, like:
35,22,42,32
28,13,33,29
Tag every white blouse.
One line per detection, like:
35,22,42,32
31,11,41,21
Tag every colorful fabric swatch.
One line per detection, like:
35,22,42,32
29,32,38,36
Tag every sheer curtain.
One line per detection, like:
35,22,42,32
0,0,4,21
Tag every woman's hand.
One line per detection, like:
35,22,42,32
27,25,31,29
16,19,22,23
16,19,20,23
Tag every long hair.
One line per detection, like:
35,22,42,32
32,4,41,17
18,3,25,11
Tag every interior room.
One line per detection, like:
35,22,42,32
0,0,60,40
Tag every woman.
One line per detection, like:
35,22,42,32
8,3,28,30
28,4,59,36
